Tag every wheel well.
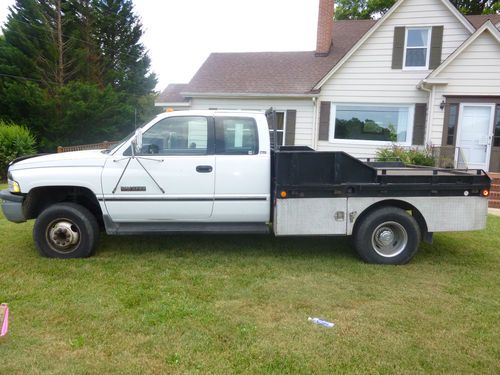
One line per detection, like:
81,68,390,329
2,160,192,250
24,186,103,225
352,199,428,237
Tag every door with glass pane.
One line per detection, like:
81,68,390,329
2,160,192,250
456,104,495,171
101,116,215,221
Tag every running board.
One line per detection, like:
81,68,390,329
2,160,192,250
103,216,270,235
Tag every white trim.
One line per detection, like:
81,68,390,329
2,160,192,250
328,103,415,146
313,0,475,90
403,27,432,70
154,102,191,107
181,92,318,99
425,86,436,145
270,111,287,146
455,103,496,171
426,21,500,79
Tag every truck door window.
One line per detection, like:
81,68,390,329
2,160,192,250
140,116,209,155
215,117,259,155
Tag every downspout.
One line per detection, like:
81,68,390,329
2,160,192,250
312,97,318,149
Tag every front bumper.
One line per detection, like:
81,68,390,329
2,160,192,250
0,189,26,223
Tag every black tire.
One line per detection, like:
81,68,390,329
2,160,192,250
353,207,421,265
33,203,99,258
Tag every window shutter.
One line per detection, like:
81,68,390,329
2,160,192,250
412,103,427,145
429,26,444,70
392,27,406,69
285,110,297,145
318,102,331,141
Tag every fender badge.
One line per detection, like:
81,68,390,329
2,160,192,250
121,186,146,192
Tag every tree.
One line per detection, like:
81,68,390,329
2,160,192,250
94,0,156,96
335,0,500,19
0,0,158,151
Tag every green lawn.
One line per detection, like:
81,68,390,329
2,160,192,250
0,186,499,374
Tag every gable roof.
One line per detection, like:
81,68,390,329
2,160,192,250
182,20,375,97
313,0,476,90
424,21,500,81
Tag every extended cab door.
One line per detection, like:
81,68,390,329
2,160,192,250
101,115,215,221
211,115,271,222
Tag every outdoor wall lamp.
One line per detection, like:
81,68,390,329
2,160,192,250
440,100,446,110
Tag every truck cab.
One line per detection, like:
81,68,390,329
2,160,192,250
100,111,271,228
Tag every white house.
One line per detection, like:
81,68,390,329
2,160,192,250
155,0,500,172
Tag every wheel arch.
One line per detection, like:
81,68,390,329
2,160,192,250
24,185,103,225
352,199,428,238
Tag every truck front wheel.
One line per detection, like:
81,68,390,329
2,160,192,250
353,207,421,265
33,203,99,258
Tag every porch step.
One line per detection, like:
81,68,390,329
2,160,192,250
491,191,500,200
488,173,500,185
489,200,500,209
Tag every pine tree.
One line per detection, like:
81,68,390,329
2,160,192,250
94,0,156,96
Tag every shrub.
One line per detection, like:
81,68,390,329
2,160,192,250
376,145,435,166
0,121,36,180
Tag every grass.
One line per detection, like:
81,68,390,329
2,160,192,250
0,184,499,374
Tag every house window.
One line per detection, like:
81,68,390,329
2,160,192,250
268,111,286,147
330,104,414,144
404,28,431,69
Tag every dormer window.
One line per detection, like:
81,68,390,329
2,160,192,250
403,27,431,69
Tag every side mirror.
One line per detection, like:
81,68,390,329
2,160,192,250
131,128,143,154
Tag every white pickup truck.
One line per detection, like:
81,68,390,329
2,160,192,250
1,110,491,264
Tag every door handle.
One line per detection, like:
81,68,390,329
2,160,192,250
196,165,213,173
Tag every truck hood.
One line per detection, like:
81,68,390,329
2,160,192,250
9,149,109,171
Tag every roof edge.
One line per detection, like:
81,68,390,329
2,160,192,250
425,20,500,81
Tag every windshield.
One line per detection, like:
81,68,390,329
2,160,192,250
101,115,163,154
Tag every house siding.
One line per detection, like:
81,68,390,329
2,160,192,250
317,0,471,158
189,97,315,147
429,31,500,146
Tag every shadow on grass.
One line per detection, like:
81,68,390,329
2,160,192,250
97,233,359,261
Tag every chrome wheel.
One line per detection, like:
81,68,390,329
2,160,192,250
45,219,81,254
371,221,408,258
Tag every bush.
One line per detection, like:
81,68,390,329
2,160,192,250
0,121,36,180
376,145,435,166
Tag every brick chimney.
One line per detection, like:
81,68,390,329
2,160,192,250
316,0,334,56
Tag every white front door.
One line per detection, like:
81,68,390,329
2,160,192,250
456,104,495,171
101,115,215,221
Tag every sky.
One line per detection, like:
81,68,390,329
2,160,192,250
0,0,319,92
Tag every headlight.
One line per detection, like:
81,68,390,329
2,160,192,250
7,171,21,193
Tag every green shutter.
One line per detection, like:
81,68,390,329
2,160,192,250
412,103,427,145
392,27,406,70
285,110,296,145
318,102,331,141
429,26,444,69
